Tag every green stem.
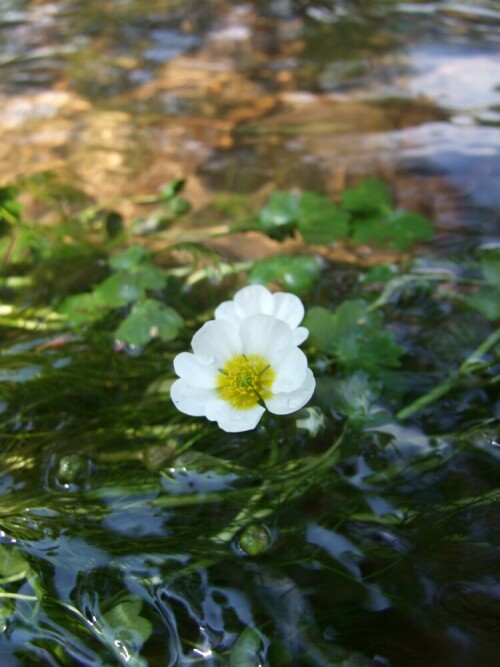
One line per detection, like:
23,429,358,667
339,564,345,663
212,425,347,545
397,326,500,421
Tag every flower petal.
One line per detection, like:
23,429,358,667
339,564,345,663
293,327,309,345
239,314,294,358
173,352,216,388
214,300,241,326
170,379,216,416
269,345,308,393
265,368,316,415
191,319,241,366
234,285,273,319
205,399,265,432
271,292,305,330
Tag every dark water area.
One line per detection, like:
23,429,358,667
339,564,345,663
1,2,500,666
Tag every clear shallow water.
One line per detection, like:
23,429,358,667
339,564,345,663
0,1,500,666
0,0,499,251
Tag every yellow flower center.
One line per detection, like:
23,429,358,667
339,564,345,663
216,354,275,410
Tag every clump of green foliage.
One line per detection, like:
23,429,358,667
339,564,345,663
0,174,499,666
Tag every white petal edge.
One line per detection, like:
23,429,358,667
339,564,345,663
269,345,308,393
271,292,305,330
170,380,216,416
234,285,274,319
265,368,316,415
214,300,241,326
239,314,294,358
293,327,309,345
191,319,241,366
173,352,216,388
205,399,265,432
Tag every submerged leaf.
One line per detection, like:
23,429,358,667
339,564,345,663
0,544,30,578
229,627,262,667
101,596,153,667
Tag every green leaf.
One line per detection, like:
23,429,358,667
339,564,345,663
94,272,144,307
341,178,392,215
305,300,402,374
159,178,186,201
168,196,191,216
249,254,321,294
94,265,165,307
229,627,262,667
466,286,500,321
101,596,153,667
115,298,183,347
0,186,22,224
302,306,335,353
330,372,383,421
297,191,349,245
109,245,150,271
133,264,167,291
58,292,108,326
258,191,300,240
0,544,30,578
351,210,433,250
105,210,124,239
479,247,500,286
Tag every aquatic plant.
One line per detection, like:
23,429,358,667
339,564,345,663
171,286,315,431
0,176,499,666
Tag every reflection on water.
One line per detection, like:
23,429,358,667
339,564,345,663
0,0,499,252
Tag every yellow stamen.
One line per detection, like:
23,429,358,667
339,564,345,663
216,354,275,410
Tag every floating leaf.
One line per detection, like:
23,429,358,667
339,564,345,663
302,306,334,352
94,266,165,308
258,191,300,240
109,244,150,271
305,300,402,374
249,254,321,294
479,247,500,286
351,210,433,250
297,191,349,245
466,286,500,321
58,292,108,326
95,272,144,307
115,298,183,347
341,178,392,215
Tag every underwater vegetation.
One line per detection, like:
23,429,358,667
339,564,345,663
0,176,499,666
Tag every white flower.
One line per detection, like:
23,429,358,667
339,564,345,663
171,313,315,432
214,285,309,345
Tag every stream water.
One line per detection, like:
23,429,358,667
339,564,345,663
1,1,500,666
